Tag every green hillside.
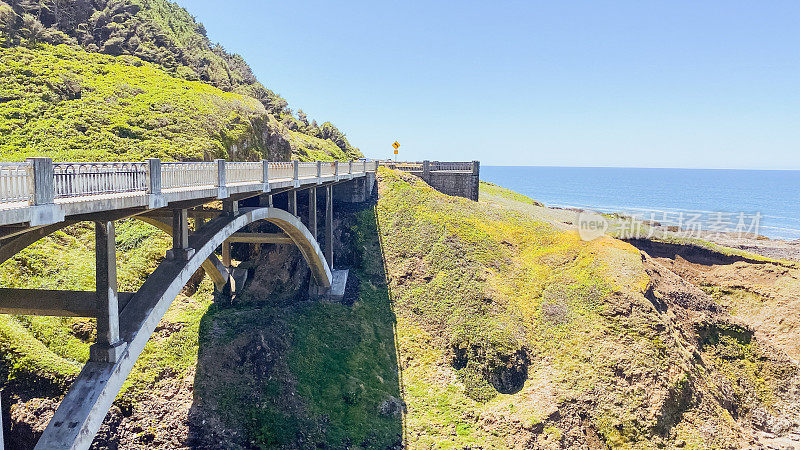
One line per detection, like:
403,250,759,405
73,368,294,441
375,168,798,448
0,0,362,162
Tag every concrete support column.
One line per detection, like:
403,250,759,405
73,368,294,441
259,194,273,207
325,185,333,268
222,240,231,267
423,160,430,178
90,221,125,362
308,187,318,239
223,199,239,216
288,190,297,216
166,209,195,260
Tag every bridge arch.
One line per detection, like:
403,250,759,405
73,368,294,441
34,206,331,449
0,207,329,293
0,218,231,291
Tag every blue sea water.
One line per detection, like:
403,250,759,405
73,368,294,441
481,166,800,241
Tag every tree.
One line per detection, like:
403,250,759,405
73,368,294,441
297,109,309,126
19,13,46,46
0,1,15,42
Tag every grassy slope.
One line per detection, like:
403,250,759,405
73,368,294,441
0,44,360,162
378,168,796,448
0,44,264,161
479,181,544,207
192,205,402,448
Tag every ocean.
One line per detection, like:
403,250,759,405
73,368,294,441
481,166,800,241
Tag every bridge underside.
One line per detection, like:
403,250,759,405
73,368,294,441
0,172,376,449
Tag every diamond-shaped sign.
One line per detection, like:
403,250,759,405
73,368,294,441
392,141,400,150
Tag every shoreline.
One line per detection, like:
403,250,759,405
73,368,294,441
551,205,800,263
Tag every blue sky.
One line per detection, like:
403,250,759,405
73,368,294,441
174,1,799,169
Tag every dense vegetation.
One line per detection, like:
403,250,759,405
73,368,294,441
0,0,362,161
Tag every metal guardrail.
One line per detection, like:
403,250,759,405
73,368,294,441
0,159,378,209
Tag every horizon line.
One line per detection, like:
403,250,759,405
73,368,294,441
478,164,800,171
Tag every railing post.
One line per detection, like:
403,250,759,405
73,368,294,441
146,159,161,195
334,161,339,181
423,160,430,179
292,160,299,188
90,220,126,362
262,160,271,193
25,157,64,226
28,157,54,206
348,160,353,175
146,158,166,208
316,161,322,184
216,159,228,199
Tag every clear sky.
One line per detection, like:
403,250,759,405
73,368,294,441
174,0,799,169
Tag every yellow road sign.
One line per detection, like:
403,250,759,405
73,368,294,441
392,141,400,150
394,149,398,155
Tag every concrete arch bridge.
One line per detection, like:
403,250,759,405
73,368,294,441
0,158,376,449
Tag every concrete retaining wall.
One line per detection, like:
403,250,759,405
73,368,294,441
420,170,479,201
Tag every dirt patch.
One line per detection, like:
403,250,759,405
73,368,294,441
642,247,800,363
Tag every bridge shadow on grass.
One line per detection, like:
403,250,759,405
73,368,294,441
187,200,404,449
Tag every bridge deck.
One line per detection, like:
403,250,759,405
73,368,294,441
0,159,378,232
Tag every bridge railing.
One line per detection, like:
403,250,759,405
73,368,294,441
383,162,423,172
320,161,336,177
226,162,262,184
0,162,33,206
298,162,318,179
161,162,217,190
0,158,378,211
430,161,474,171
54,162,149,199
268,162,294,181
380,160,476,173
